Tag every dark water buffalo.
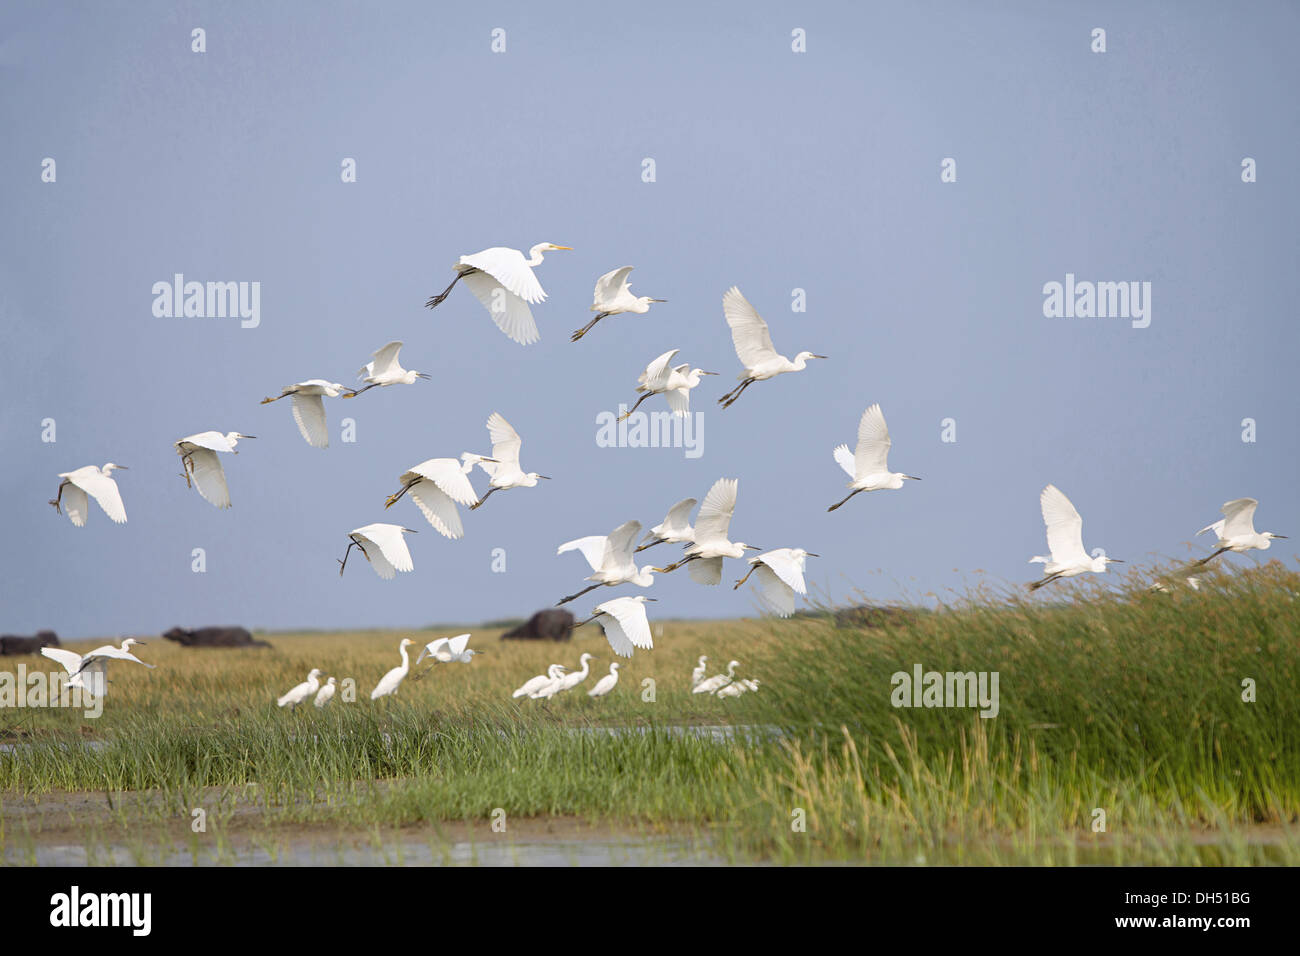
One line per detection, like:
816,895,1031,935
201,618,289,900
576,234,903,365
501,609,574,642
163,626,269,648
0,630,60,655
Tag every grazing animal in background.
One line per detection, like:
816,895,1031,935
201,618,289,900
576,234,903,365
278,669,322,709
0,631,60,656
163,626,268,648
314,677,337,708
48,463,128,526
587,662,621,698
1195,498,1286,566
501,609,575,642
1028,484,1123,590
370,638,415,700
425,242,572,345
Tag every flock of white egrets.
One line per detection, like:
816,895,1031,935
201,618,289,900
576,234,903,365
47,240,1286,708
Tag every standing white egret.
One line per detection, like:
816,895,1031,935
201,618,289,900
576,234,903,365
48,463,128,526
571,266,666,341
174,431,256,509
313,677,337,708
618,349,716,421
277,668,322,709
717,286,825,409
524,665,570,700
260,380,346,448
587,662,621,698
425,243,572,345
636,498,698,553
653,478,758,585
1195,498,1286,565
344,341,430,397
384,454,494,539
41,638,154,699
574,596,656,658
555,520,659,605
469,413,549,510
1028,484,1123,590
417,633,478,665
734,548,818,617
691,655,709,689
827,404,920,511
693,660,738,695
338,524,417,579
371,638,415,700
537,652,594,698
513,664,566,699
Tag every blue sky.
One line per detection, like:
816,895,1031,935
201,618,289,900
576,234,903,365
2,1,1297,637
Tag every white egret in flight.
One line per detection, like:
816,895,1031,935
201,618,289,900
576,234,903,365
734,548,818,617
384,454,493,539
618,349,716,421
556,519,659,605
174,431,256,509
828,404,920,511
313,677,337,708
425,243,572,345
513,664,566,699
277,668,322,709
536,652,594,698
41,639,154,699
260,380,346,448
1195,498,1286,565
370,638,415,700
653,478,758,584
575,596,656,658
469,413,549,510
691,655,709,689
344,341,430,397
636,497,697,553
571,266,666,341
717,286,825,409
1028,484,1123,590
49,463,128,526
338,523,417,579
693,660,738,695
417,633,479,665
587,662,621,698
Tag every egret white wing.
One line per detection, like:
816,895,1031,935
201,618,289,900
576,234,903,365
355,525,413,579
639,348,679,391
41,647,85,674
418,637,449,664
1040,485,1088,564
460,247,547,304
486,413,523,467
664,387,690,417
722,286,779,367
757,549,808,595
753,565,797,617
290,393,329,448
853,404,892,478
594,266,634,306
369,341,404,378
558,535,609,572
60,482,91,527
446,633,472,656
832,444,856,479
688,555,724,586
661,497,697,535
71,471,127,524
178,432,237,453
408,459,478,506
694,478,738,546
408,482,464,539
461,271,540,345
605,520,642,567
188,448,232,509
1220,498,1259,538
